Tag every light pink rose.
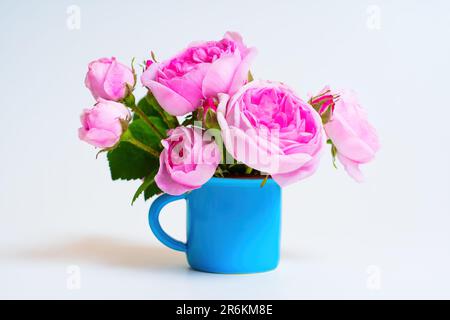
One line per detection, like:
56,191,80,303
155,127,220,195
217,81,325,187
85,57,135,101
141,32,257,116
78,98,130,148
323,89,380,182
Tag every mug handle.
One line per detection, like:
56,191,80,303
148,193,187,252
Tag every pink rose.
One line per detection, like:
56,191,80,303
85,57,135,101
155,127,220,195
78,98,130,148
323,89,380,182
141,32,257,116
217,81,325,187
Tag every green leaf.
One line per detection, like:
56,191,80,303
135,94,156,118
131,168,161,204
144,179,162,200
107,141,158,181
127,117,167,152
107,115,168,181
135,93,178,128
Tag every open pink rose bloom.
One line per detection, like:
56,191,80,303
141,32,256,116
217,81,325,187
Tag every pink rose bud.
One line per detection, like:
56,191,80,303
155,127,220,195
310,86,336,113
78,98,131,148
85,57,135,101
217,81,325,187
141,31,257,116
324,89,380,182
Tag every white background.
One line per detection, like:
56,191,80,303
0,0,449,299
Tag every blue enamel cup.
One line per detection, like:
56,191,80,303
148,177,282,274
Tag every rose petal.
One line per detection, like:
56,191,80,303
325,112,376,163
228,47,257,95
272,157,321,187
141,62,159,83
169,163,217,188
337,153,365,182
202,53,241,98
155,151,193,195
85,59,110,100
103,58,135,100
78,127,118,149
143,80,194,116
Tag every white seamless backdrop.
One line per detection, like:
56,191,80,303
0,0,449,299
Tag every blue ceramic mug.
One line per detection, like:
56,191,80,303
148,177,281,274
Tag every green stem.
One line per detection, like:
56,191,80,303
260,175,270,188
123,93,166,139
245,166,253,175
131,105,166,139
127,136,160,158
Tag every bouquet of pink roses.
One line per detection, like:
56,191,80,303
79,32,380,204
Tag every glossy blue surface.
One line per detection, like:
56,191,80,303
148,178,282,274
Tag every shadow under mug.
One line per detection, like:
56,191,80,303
148,177,282,274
